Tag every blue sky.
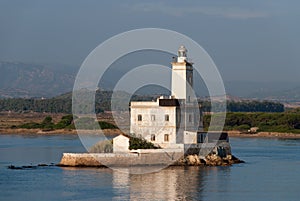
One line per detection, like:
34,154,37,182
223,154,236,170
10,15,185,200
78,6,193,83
0,0,299,83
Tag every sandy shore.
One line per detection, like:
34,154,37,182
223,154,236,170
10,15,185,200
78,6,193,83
0,128,122,136
228,130,300,139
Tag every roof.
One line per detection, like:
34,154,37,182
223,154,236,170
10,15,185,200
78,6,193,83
159,99,180,107
113,133,131,139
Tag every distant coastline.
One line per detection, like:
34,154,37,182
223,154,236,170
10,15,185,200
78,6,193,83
228,130,300,139
1,112,300,138
1,128,300,139
0,128,121,136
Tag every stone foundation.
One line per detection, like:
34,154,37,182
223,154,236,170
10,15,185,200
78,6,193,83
174,154,244,166
58,151,244,167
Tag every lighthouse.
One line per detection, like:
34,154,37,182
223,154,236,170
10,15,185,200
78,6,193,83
171,45,194,103
130,46,201,148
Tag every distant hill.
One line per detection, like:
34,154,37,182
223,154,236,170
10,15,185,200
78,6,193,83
0,61,77,98
0,90,155,113
248,87,300,102
1,61,300,102
224,81,300,101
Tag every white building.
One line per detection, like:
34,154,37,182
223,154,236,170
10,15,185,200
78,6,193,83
113,134,130,153
130,46,203,148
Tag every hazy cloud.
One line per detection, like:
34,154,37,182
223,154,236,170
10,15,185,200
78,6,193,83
126,2,269,19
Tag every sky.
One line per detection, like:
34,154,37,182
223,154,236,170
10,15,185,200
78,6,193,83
0,0,300,83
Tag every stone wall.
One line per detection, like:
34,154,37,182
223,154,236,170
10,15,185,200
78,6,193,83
59,151,184,167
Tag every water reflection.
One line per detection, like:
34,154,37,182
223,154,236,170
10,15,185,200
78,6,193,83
112,166,213,200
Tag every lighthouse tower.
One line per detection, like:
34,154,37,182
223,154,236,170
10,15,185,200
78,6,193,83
171,45,194,102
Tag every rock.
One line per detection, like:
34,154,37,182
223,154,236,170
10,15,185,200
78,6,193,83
174,153,244,167
231,155,245,164
224,154,232,160
175,157,186,165
186,155,203,166
204,154,244,166
205,154,221,166
7,165,22,170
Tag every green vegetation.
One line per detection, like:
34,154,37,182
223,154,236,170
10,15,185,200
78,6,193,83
0,90,285,114
89,140,113,153
0,90,153,113
17,115,74,130
74,117,118,130
0,97,73,113
99,121,118,129
55,114,74,129
14,115,118,131
89,134,160,153
204,110,300,133
200,100,284,113
129,134,160,150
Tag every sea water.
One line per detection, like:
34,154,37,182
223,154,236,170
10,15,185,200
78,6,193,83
0,134,300,201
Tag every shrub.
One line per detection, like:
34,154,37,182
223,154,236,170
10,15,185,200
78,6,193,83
236,124,251,131
18,122,42,129
98,121,118,129
42,116,53,125
54,115,74,129
129,134,160,150
89,140,113,153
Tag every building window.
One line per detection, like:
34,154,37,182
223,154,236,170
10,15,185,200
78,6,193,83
164,134,169,142
138,114,142,121
197,133,207,143
189,114,192,122
165,114,169,121
151,134,155,141
151,115,155,121
189,76,192,84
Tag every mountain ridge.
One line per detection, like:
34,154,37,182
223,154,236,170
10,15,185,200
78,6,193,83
0,61,77,98
1,61,300,102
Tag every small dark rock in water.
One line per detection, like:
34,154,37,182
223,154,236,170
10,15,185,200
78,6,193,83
8,163,57,170
8,165,22,170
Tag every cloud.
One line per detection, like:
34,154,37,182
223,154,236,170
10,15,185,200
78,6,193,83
126,2,269,19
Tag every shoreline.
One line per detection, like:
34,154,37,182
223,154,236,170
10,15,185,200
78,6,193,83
0,128,122,136
228,130,300,139
1,128,300,139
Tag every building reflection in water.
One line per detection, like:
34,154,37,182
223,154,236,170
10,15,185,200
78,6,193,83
112,166,220,200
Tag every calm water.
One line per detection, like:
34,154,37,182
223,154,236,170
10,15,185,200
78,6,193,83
0,134,300,201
